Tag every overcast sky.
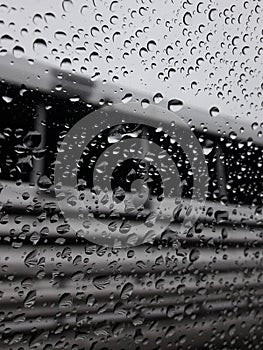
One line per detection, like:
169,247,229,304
0,0,262,123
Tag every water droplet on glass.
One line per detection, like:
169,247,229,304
33,40,47,56
24,290,37,308
141,99,150,109
59,293,73,308
209,106,220,117
92,275,110,290
37,175,52,190
168,99,183,112
120,282,134,299
23,131,41,148
153,93,163,104
12,45,25,58
183,11,192,26
2,96,13,103
122,93,133,103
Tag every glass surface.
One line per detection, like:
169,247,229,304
0,1,262,349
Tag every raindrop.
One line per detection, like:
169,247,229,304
12,45,25,58
168,99,184,112
44,12,56,23
139,47,148,57
92,275,110,290
60,58,72,70
89,51,99,61
183,12,192,26
23,131,41,148
112,31,121,42
189,248,200,262
24,290,37,308
33,38,47,53
147,40,156,51
80,5,89,16
0,34,13,45
59,293,73,308
108,132,121,144
91,26,100,37
120,282,134,299
24,250,38,268
69,96,80,102
215,210,229,224
2,96,13,103
62,0,73,12
203,139,214,155
153,93,163,104
37,175,52,190
122,93,133,103
209,106,220,117
54,31,67,40
110,0,118,12
229,131,237,140
20,28,28,37
32,13,43,25
208,8,217,21
56,223,70,234
141,98,150,109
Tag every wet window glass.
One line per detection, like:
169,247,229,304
0,1,262,349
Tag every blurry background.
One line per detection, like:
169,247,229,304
0,1,263,350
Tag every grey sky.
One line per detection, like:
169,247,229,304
0,0,262,123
